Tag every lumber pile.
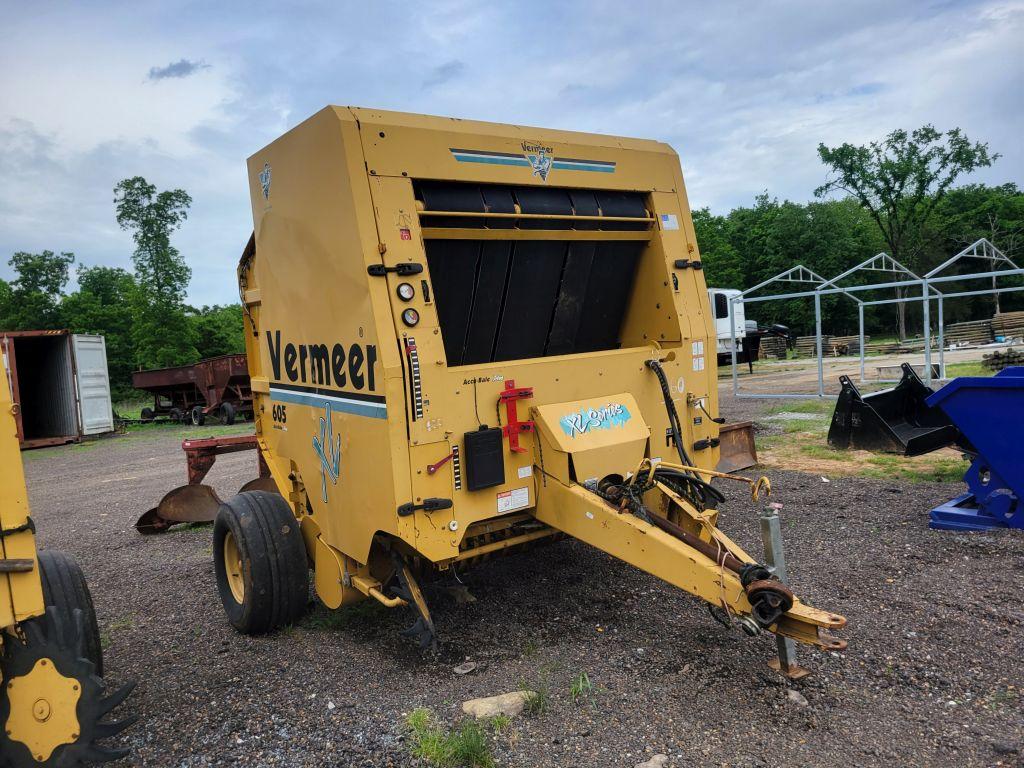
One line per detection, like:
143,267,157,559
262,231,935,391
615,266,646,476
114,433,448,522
759,336,787,359
983,347,1024,371
943,318,992,346
992,311,1024,339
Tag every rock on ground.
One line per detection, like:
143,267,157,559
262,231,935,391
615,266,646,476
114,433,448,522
462,690,533,719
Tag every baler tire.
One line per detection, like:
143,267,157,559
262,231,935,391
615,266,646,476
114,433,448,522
37,549,104,677
191,406,206,426
213,491,308,635
220,401,236,425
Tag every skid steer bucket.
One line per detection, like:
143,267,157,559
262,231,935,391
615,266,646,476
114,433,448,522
716,421,758,472
136,435,274,534
827,363,967,456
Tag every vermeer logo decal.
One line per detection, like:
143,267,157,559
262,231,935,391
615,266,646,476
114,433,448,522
522,141,553,182
560,403,632,437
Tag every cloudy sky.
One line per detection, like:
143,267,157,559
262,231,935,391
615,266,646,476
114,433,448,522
1,0,1021,305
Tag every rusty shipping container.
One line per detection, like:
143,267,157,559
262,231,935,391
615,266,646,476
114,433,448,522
0,330,114,449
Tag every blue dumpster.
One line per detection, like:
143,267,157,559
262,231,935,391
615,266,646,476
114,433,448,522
926,366,1024,531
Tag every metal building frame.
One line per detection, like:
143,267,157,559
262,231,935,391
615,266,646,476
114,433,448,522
727,239,1024,399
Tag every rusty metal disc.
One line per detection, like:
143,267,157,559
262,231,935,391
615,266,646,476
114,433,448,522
135,484,223,535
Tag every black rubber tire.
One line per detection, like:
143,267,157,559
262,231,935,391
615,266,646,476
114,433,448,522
220,401,236,425
37,550,103,676
213,491,308,635
191,406,206,426
168,407,183,423
140,406,154,421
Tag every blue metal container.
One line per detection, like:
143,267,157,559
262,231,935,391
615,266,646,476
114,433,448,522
926,367,1024,531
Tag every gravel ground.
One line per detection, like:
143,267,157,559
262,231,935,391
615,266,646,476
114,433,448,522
20,414,1024,768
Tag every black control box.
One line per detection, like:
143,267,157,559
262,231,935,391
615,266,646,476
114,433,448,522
463,426,505,491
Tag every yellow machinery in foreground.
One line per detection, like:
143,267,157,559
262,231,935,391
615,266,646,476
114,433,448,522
209,107,845,658
0,365,134,765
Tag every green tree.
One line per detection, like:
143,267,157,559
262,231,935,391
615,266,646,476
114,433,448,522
113,177,197,367
815,125,998,339
61,266,138,399
0,250,74,329
189,304,244,359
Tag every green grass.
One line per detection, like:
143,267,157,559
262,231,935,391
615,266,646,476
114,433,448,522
406,708,495,768
942,361,993,378
523,684,550,717
569,671,593,704
861,454,967,483
489,715,511,735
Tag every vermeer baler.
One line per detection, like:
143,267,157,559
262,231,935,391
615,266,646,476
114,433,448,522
213,107,845,656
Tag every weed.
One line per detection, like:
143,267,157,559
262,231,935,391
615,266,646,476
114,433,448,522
303,599,384,631
489,714,511,734
406,708,495,768
523,638,539,658
523,684,549,717
570,671,593,703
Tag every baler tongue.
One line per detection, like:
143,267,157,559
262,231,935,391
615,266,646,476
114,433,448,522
136,435,274,534
828,363,967,456
531,395,847,651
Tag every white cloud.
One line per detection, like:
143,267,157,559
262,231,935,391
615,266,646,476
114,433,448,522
0,0,1020,305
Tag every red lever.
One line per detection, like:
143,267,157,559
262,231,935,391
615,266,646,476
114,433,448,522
499,379,534,454
427,450,454,475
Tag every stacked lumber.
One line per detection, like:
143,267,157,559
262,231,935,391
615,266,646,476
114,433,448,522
759,336,787,359
983,347,1024,371
992,311,1024,339
943,318,992,346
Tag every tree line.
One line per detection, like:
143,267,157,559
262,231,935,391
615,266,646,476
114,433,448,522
0,177,243,400
1,126,1020,399
695,126,1022,339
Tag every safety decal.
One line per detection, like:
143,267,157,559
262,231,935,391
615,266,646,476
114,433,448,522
449,145,615,182
452,444,463,491
660,213,679,230
559,403,632,438
259,162,271,199
405,337,424,420
497,486,530,514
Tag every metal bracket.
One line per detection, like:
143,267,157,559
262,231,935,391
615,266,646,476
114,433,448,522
692,438,721,451
367,263,424,277
0,517,35,539
673,259,703,270
397,497,454,517
499,380,534,454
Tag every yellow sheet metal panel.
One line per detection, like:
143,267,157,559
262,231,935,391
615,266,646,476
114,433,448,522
0,357,45,629
243,106,721,567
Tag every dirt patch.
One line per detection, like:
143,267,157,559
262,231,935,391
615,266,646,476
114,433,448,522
20,423,1024,767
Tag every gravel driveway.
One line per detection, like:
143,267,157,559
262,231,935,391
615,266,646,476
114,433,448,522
20,417,1024,768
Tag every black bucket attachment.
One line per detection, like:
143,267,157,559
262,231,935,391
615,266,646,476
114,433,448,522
828,363,968,456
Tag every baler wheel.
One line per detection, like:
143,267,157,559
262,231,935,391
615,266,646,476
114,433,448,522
213,491,309,635
37,551,102,677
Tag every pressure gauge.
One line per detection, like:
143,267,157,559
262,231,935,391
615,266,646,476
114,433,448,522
396,282,415,301
402,308,420,327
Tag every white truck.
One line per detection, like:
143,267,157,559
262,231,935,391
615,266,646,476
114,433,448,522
708,288,749,358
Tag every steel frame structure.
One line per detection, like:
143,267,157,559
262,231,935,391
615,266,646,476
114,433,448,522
728,239,1024,399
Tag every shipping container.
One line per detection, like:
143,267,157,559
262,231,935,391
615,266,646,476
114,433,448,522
0,330,114,449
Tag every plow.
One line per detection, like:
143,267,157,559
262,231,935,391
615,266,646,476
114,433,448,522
138,106,845,669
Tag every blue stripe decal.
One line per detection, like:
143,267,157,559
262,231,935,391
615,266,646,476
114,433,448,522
552,160,615,173
450,149,615,174
270,388,387,419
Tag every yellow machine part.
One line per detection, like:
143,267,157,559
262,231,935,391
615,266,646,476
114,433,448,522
5,658,81,762
239,106,845,649
0,361,44,630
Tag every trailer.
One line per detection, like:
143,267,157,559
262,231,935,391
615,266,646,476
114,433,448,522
0,330,114,450
131,353,252,425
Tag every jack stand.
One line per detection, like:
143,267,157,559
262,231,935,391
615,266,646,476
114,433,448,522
760,503,811,680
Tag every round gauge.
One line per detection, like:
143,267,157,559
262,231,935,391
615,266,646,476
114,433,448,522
401,308,420,327
396,282,415,301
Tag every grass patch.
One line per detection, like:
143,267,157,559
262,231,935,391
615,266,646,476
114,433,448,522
767,398,834,416
489,714,511,734
569,671,593,704
862,454,966,483
406,708,495,768
943,361,993,378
